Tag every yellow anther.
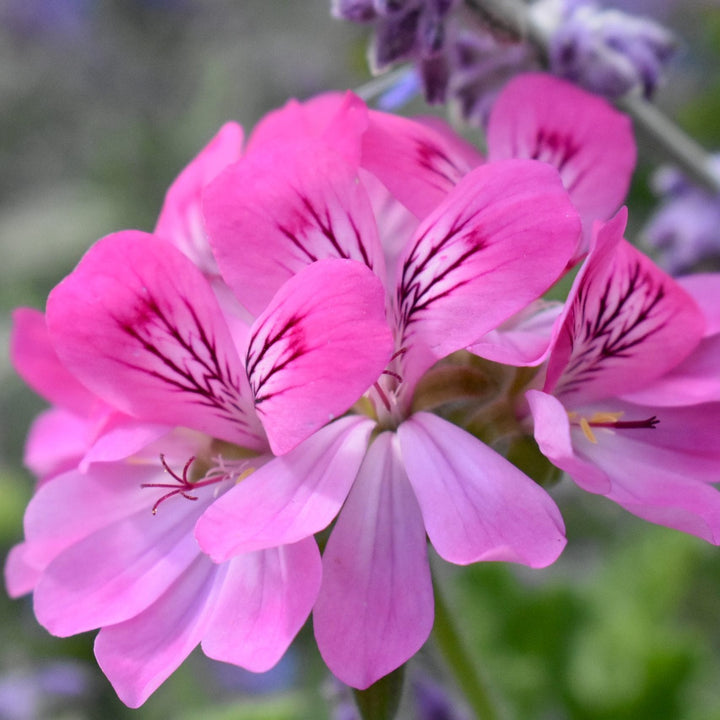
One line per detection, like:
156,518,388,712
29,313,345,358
236,467,255,483
579,417,598,444
588,411,624,424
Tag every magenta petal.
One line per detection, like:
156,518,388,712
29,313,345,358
488,73,636,241
396,159,580,388
11,308,98,415
525,390,611,493
95,556,220,708
247,260,393,454
314,432,433,689
196,416,374,560
362,110,482,218
545,213,706,404
46,231,264,449
202,539,321,671
398,412,566,567
154,122,243,273
204,141,385,316
679,273,720,336
246,91,368,165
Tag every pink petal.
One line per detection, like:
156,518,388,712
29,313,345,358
577,422,720,543
545,212,706,404
5,543,41,598
361,110,483,218
525,390,611,493
469,300,563,366
679,273,720,336
398,412,566,567
574,398,720,483
246,91,368,165
95,555,221,708
24,408,96,480
313,431,434,689
33,495,206,636
246,260,393,455
46,231,265,450
202,539,321,671
488,72,636,248
21,463,159,572
11,308,98,415
154,122,243,274
204,140,385,316
622,334,720,406
395,159,580,389
196,416,374,560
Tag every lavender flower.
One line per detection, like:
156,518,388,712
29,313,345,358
644,158,720,273
535,0,676,98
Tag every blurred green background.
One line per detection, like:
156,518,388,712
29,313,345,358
1,1,720,718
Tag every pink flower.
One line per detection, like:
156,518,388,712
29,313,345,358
6,124,393,706
196,92,583,688
526,209,720,541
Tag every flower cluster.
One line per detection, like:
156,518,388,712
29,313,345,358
6,73,720,707
335,0,675,124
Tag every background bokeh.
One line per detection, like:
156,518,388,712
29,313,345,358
1,2,720,718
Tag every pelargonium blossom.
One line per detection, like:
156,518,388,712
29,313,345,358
526,209,720,540
6,124,394,707
195,88,583,688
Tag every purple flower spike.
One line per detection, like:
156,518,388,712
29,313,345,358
537,0,675,98
644,156,720,274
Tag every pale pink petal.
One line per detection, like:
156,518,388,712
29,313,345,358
95,556,221,708
204,141,385,316
11,308,98,415
246,260,393,454
79,417,170,469
488,73,636,247
362,109,482,219
24,408,95,480
154,122,243,274
34,495,205,636
202,539,321,671
545,212,706,404
525,390,611,493
398,412,567,567
21,463,160,572
196,416,374,560
578,427,720,543
469,300,563,367
5,543,41,598
572,398,720,483
395,159,580,389
46,231,265,450
314,432,434,689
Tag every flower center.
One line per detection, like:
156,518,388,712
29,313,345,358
568,411,660,444
142,453,256,514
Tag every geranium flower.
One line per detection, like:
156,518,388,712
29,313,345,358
196,92,582,688
6,124,393,706
526,210,720,541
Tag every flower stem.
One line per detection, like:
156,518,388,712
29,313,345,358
433,580,503,720
352,665,405,720
465,0,720,193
